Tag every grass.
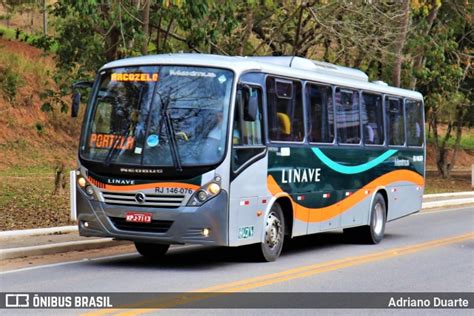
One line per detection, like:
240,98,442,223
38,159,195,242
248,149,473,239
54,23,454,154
424,173,473,194
0,46,51,79
0,25,15,39
0,25,58,52
0,165,58,177
426,127,474,150
0,175,72,230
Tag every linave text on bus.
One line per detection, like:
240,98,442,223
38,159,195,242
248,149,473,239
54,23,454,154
282,168,321,184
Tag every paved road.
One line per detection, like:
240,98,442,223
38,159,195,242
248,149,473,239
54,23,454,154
1,206,473,314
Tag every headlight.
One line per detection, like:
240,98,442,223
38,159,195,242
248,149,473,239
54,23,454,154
77,176,86,188
187,176,222,206
85,185,95,196
77,175,99,200
197,190,208,202
208,183,221,195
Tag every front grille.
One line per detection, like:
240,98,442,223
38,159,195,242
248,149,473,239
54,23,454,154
109,217,173,233
101,191,185,208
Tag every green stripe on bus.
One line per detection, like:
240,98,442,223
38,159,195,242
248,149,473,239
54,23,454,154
312,148,398,174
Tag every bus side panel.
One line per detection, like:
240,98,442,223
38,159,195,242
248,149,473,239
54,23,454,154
340,191,370,228
386,148,425,221
229,156,269,247
306,190,340,234
386,181,423,221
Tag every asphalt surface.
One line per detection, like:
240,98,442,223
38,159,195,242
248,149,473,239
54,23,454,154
1,206,473,315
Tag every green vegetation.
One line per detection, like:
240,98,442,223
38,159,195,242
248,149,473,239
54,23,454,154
0,64,22,101
428,128,474,150
0,165,55,177
0,45,49,78
37,0,471,178
0,24,48,47
0,24,15,39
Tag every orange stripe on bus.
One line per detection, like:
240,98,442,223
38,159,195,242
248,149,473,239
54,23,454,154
267,170,424,223
87,177,200,192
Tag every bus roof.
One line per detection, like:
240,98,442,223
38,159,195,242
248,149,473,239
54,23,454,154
100,54,423,100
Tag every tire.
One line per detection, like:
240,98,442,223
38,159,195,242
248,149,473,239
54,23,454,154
134,242,170,260
255,203,285,262
344,193,387,244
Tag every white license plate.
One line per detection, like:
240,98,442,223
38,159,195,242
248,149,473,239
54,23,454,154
125,212,152,223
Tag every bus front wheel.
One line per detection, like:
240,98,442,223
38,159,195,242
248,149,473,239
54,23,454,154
255,203,285,262
344,193,386,244
134,242,170,260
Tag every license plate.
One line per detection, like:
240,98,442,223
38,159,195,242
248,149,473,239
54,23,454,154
125,212,152,223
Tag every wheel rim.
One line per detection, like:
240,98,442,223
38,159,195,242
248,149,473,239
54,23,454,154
373,203,384,236
265,211,282,250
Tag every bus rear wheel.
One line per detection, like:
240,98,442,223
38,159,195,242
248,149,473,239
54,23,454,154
255,203,285,262
344,193,386,244
134,242,170,260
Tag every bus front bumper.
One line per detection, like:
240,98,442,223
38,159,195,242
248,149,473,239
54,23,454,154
76,188,229,246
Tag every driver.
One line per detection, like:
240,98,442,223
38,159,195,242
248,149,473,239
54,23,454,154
207,112,223,141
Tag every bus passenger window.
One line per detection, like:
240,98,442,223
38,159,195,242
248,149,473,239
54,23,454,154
406,100,424,146
266,77,304,142
307,84,334,143
386,98,405,146
335,88,360,144
361,93,384,145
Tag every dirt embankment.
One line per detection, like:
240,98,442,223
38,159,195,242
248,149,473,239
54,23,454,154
426,146,474,170
0,38,80,171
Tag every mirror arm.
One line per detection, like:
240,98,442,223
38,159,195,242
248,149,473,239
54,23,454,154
72,80,94,90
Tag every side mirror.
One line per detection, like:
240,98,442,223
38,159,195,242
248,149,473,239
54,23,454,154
71,80,93,118
243,86,258,121
71,91,80,117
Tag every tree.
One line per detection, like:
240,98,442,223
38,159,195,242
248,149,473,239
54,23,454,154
41,0,472,180
409,1,472,178
391,0,410,87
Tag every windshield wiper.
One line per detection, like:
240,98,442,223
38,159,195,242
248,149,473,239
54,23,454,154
141,87,182,172
103,124,132,167
103,87,144,167
159,95,183,172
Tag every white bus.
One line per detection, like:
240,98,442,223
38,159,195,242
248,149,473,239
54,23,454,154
72,54,425,261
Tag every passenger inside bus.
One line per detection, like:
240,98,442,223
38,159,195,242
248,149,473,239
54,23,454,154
277,112,291,139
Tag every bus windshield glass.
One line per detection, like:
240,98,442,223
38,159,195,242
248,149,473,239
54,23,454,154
81,66,233,167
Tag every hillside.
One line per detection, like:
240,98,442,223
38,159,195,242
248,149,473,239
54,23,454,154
0,37,80,172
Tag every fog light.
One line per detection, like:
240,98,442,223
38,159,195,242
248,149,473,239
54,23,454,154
85,185,94,195
202,228,210,237
208,183,221,195
197,190,207,202
83,221,89,228
78,177,86,188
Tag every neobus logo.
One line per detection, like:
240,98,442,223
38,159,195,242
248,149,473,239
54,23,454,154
281,168,322,184
120,168,163,174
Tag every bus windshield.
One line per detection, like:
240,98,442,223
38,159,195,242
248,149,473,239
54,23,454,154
81,65,234,168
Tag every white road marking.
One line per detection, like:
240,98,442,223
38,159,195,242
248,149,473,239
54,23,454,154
416,205,474,215
0,245,198,275
0,253,137,275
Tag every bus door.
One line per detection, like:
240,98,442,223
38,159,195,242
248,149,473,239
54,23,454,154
228,85,267,246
